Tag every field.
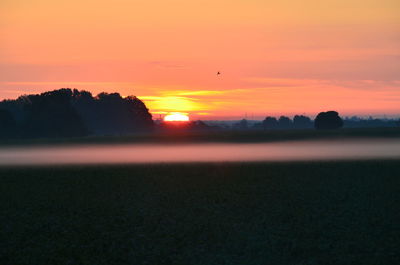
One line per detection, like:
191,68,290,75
1,127,400,147
1,161,399,264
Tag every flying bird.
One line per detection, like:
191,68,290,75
217,71,221,75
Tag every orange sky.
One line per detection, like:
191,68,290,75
1,0,399,119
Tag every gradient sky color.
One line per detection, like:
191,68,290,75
1,0,399,119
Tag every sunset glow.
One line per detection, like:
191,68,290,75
1,0,399,118
164,113,190,122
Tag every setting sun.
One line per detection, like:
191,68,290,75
164,113,190,122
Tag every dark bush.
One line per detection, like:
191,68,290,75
293,115,313,129
262,116,279,130
278,116,292,129
314,111,343,130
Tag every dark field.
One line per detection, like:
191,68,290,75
1,161,399,264
1,127,400,147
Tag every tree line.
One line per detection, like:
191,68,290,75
0,89,153,138
235,111,399,130
234,111,343,130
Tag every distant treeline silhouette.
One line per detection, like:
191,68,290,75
241,114,317,130
343,116,400,128
236,111,399,130
158,120,217,132
0,89,153,138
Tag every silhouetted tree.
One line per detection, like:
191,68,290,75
125,96,154,130
314,111,343,130
293,115,313,129
21,89,88,138
73,91,153,135
262,116,278,130
0,88,154,138
278,116,292,129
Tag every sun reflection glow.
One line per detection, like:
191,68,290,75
164,113,190,122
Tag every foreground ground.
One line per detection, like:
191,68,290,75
0,161,399,264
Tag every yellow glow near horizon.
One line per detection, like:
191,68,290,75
140,96,208,113
164,113,190,122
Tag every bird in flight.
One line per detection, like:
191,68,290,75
217,71,221,75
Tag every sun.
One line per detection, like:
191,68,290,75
164,112,190,122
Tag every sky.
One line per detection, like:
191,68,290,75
1,0,399,119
